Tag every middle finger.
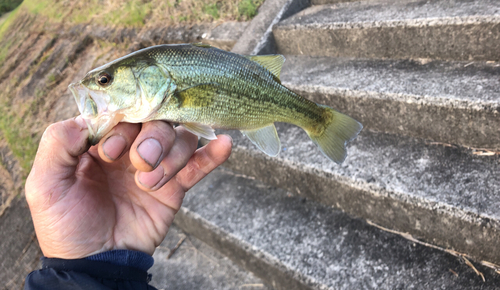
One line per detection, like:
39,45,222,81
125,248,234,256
129,121,177,172
135,126,198,192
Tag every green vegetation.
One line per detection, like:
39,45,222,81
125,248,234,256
0,0,22,17
19,0,264,27
0,94,41,175
238,0,264,19
0,4,20,41
203,3,220,20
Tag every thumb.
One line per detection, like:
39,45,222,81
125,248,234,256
26,116,90,202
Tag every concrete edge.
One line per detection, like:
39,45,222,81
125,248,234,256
223,147,500,265
232,0,310,55
275,15,500,30
174,207,326,290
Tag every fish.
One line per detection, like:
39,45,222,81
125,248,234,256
69,43,362,164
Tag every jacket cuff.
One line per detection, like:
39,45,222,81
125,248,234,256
83,249,154,271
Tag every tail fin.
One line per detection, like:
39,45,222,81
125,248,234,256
307,106,362,164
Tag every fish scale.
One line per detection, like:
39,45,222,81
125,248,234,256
69,43,362,163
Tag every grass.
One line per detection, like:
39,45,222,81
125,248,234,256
20,0,263,27
0,0,22,17
0,97,41,175
238,0,264,19
0,5,21,41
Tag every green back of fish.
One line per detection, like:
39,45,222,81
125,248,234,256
131,44,323,130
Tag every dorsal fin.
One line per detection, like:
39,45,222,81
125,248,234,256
245,55,286,79
192,43,212,48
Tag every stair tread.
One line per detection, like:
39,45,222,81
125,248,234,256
150,225,270,290
277,0,500,28
222,126,500,220
281,55,500,104
276,55,500,149
216,123,500,264
272,0,500,61
178,168,500,289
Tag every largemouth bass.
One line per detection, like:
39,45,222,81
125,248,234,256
69,43,362,163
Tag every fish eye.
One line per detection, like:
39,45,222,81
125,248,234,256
96,72,112,87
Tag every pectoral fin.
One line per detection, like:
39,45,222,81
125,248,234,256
241,124,281,157
182,123,217,140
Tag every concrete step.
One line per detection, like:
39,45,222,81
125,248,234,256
215,125,500,265
150,224,271,290
279,55,500,150
273,0,500,61
175,168,500,290
311,0,362,4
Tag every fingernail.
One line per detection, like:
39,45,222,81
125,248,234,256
74,115,88,131
138,165,167,189
102,135,127,161
137,138,163,168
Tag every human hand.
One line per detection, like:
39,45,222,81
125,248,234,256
25,117,232,259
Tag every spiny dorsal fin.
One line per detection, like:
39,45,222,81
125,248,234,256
245,55,286,79
192,43,213,48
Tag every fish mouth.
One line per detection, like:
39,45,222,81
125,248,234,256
68,82,95,137
69,82,123,145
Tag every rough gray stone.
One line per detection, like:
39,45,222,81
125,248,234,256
175,168,500,290
232,0,310,55
150,225,270,290
279,55,500,150
72,22,248,52
201,22,250,51
0,198,41,290
273,0,500,61
217,125,500,265
311,0,358,4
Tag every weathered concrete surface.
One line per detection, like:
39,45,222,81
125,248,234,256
176,168,500,290
273,0,500,61
68,21,248,52
311,0,358,4
201,22,250,51
0,198,41,290
217,126,500,265
280,56,500,150
232,0,310,55
150,225,270,290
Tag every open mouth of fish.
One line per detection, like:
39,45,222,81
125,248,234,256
68,82,123,145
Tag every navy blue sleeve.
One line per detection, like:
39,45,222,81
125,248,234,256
25,250,158,290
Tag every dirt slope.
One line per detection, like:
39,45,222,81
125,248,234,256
0,1,259,288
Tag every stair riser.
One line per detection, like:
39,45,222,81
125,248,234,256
223,148,500,264
286,84,500,150
274,20,500,61
174,209,317,290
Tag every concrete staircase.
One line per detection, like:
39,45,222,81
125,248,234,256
170,0,500,288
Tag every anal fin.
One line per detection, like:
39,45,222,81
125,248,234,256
182,123,217,140
241,124,281,157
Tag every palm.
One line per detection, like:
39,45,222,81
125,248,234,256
44,149,173,257
26,118,231,259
